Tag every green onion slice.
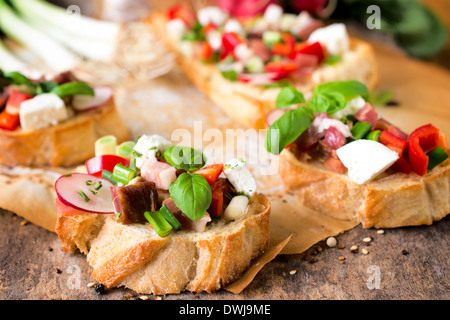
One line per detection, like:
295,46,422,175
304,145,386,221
112,163,136,185
144,211,173,238
95,135,117,156
77,190,90,202
351,122,372,140
116,141,135,160
427,146,449,170
365,130,382,142
159,205,182,231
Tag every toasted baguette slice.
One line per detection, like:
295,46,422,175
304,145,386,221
0,98,130,167
279,150,450,228
56,193,270,294
145,11,379,129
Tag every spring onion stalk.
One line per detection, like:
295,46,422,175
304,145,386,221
101,170,117,185
11,0,120,46
144,211,173,238
0,39,27,72
112,163,136,185
351,122,372,140
95,135,117,157
0,0,79,72
18,12,116,61
427,146,449,170
159,205,182,231
365,130,382,142
116,141,136,160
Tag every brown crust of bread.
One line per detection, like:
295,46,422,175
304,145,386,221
56,193,271,294
279,149,450,228
145,11,379,129
0,98,130,167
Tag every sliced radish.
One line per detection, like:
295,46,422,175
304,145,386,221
55,173,115,214
72,86,113,111
237,72,287,85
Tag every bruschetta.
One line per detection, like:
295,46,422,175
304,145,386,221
145,3,379,129
265,80,450,228
0,69,129,167
54,134,271,294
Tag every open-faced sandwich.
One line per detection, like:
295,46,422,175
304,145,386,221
265,80,450,228
146,3,379,129
54,134,270,294
0,69,129,167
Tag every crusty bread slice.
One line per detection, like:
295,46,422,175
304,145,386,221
56,193,270,294
0,98,130,167
145,11,379,129
279,149,450,228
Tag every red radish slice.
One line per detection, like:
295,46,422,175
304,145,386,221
72,86,113,111
55,173,115,214
237,72,287,85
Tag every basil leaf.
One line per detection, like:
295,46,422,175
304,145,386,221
323,54,342,65
221,70,238,81
163,146,207,172
265,106,312,155
313,80,369,101
36,81,58,94
4,71,36,93
275,86,305,109
169,173,212,221
50,82,95,98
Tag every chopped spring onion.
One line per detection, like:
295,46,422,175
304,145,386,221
77,190,90,202
144,211,173,238
351,122,372,140
427,146,449,170
159,205,182,231
0,39,26,72
116,141,136,160
50,82,95,98
365,130,382,142
95,135,117,157
112,163,136,185
101,169,117,185
0,0,80,73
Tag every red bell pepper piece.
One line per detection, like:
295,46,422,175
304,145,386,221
167,3,195,27
85,155,130,177
265,60,298,73
5,90,32,115
0,110,20,131
271,43,292,56
293,41,325,63
192,163,223,184
379,130,411,174
408,124,447,176
222,32,243,54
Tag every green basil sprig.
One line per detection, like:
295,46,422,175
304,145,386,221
163,146,207,172
50,81,95,98
168,172,212,221
275,86,305,109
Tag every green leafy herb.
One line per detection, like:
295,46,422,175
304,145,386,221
36,81,58,94
168,173,212,221
221,70,238,81
50,81,94,98
323,54,342,65
163,146,206,172
368,90,395,106
275,86,306,109
308,92,346,114
313,80,370,101
265,106,312,155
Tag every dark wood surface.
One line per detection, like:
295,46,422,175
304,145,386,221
1,208,448,300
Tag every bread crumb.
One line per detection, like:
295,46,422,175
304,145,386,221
338,256,345,261
362,237,372,244
362,248,369,255
87,282,97,287
326,237,337,247
20,220,28,226
140,295,149,300
155,296,163,300
350,245,358,253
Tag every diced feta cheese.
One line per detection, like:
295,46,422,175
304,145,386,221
223,195,249,221
308,23,349,55
133,134,172,169
234,43,254,62
336,140,399,184
331,96,366,120
206,30,222,50
197,6,228,26
19,93,69,131
224,19,244,34
223,158,257,196
166,18,187,40
263,4,283,27
280,13,297,31
291,11,313,34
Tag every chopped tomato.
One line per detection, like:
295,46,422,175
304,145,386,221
265,60,298,73
408,124,447,176
0,111,20,131
200,41,214,60
167,3,195,27
5,90,32,115
203,22,217,34
222,32,243,54
293,41,325,63
208,179,230,217
85,155,130,177
271,43,292,56
192,163,223,184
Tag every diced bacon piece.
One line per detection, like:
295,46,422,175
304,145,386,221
311,112,352,137
376,118,409,141
322,126,346,149
323,157,347,174
288,53,319,79
54,197,87,216
162,198,212,232
248,39,271,62
354,103,378,128
141,160,177,190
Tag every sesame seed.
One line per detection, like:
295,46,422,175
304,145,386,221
362,248,369,255
377,229,384,234
87,282,97,287
363,237,372,244
139,295,149,300
350,245,358,253
289,270,297,275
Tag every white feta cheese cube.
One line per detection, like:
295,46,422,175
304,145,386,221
308,23,349,55
224,19,244,34
19,93,69,131
166,18,187,40
331,96,366,120
206,30,222,50
197,6,228,26
336,140,399,184
133,134,172,169
263,4,283,26
223,158,257,196
233,43,254,62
